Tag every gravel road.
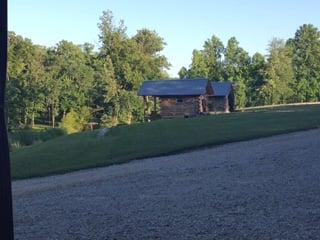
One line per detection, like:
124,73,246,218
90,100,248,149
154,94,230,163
13,129,320,240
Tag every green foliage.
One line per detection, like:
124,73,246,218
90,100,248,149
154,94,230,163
203,35,225,80
9,127,65,150
61,111,82,134
224,37,250,107
178,66,188,79
187,35,224,80
7,10,170,130
61,107,92,134
6,12,320,127
97,10,169,123
188,50,209,78
291,24,320,102
11,104,320,179
45,40,95,123
180,24,320,108
247,53,266,105
7,32,47,127
260,38,295,105
101,114,118,128
234,80,247,108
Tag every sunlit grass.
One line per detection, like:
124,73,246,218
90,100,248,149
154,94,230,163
11,104,320,179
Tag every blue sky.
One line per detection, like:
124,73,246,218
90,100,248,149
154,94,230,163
9,0,320,77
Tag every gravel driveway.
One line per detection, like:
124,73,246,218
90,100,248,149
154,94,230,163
13,129,320,240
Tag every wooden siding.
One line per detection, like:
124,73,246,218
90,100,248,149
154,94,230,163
160,97,202,118
209,96,229,113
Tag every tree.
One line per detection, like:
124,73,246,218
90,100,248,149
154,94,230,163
133,29,170,80
187,35,224,80
97,10,169,124
7,10,170,129
61,107,91,134
8,9,320,132
202,35,224,80
188,50,209,78
44,40,94,127
178,66,188,79
247,52,266,106
7,32,46,127
224,37,250,107
260,38,295,105
291,24,320,102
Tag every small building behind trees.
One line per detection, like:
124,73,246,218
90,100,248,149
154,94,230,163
138,79,235,119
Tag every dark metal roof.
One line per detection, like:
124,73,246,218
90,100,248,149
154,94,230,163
211,82,233,96
138,79,209,96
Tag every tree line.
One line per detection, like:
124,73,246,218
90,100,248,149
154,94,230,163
7,9,320,130
179,24,320,108
7,10,169,130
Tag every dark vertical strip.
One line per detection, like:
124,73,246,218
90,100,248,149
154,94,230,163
0,0,14,239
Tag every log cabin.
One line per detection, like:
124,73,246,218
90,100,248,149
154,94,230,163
209,81,235,113
138,79,235,119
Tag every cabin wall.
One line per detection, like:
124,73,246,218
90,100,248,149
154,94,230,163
228,90,235,112
159,97,201,118
209,96,229,112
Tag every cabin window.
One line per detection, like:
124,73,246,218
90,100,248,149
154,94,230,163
176,98,183,103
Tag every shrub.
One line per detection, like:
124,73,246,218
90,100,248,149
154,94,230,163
9,127,65,151
61,111,82,134
61,107,92,134
41,128,65,141
101,114,118,128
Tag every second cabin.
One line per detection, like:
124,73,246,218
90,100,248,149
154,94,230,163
138,79,235,119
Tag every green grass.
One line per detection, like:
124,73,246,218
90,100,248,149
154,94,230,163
9,127,65,151
11,104,320,179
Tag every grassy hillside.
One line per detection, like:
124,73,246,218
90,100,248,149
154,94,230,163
9,127,65,151
11,104,320,179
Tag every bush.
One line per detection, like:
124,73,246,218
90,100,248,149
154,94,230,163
61,111,82,134
101,114,118,128
9,127,65,151
61,107,91,134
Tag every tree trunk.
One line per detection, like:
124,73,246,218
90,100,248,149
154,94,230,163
31,112,35,128
24,113,27,127
48,107,51,126
52,109,55,128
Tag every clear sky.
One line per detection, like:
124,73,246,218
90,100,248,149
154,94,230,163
8,0,320,77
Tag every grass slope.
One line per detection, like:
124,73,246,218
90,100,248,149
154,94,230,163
11,104,320,179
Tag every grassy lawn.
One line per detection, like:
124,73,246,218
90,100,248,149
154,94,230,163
11,104,320,179
9,127,65,151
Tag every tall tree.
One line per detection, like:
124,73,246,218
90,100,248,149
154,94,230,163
247,52,266,106
133,29,170,81
224,37,250,107
188,49,209,78
291,24,320,102
202,35,224,80
44,40,94,127
260,38,295,105
187,35,224,80
178,66,188,79
98,10,169,124
7,32,46,127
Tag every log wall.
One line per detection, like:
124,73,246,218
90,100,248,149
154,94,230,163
159,97,200,118
209,96,229,113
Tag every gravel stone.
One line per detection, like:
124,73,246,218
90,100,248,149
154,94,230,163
13,129,320,239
